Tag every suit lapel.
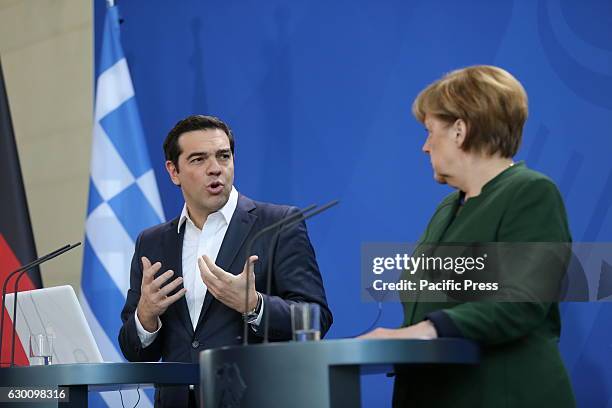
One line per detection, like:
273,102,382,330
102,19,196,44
162,218,194,336
426,199,460,244
405,195,460,325
196,194,258,330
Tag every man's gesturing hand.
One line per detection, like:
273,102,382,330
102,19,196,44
136,256,187,332
198,254,259,314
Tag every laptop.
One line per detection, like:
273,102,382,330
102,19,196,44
4,285,104,365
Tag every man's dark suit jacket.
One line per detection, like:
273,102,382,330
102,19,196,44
118,194,332,407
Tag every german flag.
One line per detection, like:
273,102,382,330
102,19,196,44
0,58,41,366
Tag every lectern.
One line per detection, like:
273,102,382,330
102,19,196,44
0,362,198,407
200,338,479,407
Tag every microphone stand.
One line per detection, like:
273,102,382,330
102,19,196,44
1,242,80,367
0,244,69,367
263,200,338,343
241,205,318,345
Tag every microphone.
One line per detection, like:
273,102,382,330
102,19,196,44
0,243,70,367
0,242,81,367
263,200,338,343
241,204,317,345
8,242,81,367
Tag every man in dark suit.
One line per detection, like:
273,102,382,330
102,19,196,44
118,115,332,407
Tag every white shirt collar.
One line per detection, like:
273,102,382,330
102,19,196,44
177,186,239,233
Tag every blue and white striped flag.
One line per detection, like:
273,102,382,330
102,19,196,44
81,4,163,407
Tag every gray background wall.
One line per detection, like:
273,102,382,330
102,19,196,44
0,0,92,292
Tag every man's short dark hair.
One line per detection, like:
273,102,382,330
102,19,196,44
163,115,235,171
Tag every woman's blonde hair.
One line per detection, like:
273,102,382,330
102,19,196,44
413,65,528,158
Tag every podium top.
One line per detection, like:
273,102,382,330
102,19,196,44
0,362,199,389
0,339,479,390
198,338,480,408
201,338,479,374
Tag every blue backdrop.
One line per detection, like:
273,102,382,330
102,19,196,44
94,1,612,406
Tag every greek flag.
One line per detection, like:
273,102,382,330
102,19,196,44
81,4,163,407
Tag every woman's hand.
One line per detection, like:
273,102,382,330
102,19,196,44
357,320,438,340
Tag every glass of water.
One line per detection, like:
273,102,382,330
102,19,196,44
290,303,321,341
29,333,54,365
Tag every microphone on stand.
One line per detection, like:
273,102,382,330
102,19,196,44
0,242,81,367
241,204,318,346
263,200,339,343
0,244,70,366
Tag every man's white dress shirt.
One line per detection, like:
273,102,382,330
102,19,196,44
135,187,263,347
